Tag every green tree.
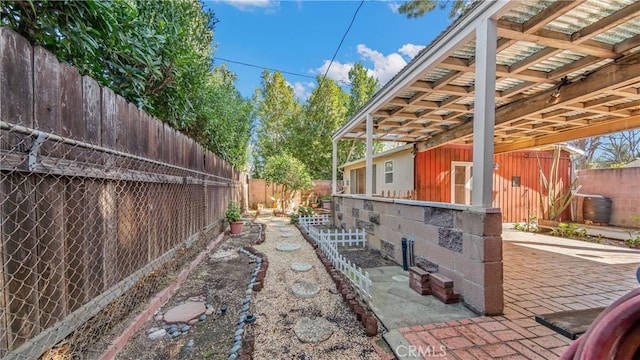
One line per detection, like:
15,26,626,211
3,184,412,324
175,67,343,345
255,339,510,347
263,154,313,210
1,0,253,167
191,65,254,168
292,77,350,179
341,63,380,165
253,70,301,174
398,0,468,19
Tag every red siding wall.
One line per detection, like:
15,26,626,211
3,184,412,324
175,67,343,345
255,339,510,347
414,145,572,223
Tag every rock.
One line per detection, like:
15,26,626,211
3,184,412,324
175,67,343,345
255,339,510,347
228,354,238,360
238,314,246,324
164,302,206,324
275,243,301,252
147,329,167,340
171,331,181,338
291,262,312,272
242,304,250,312
199,314,207,321
234,335,242,342
181,325,191,332
291,281,320,298
146,327,161,334
168,325,178,333
205,308,214,316
188,319,199,325
230,344,241,354
235,329,244,337
154,314,164,321
293,317,335,343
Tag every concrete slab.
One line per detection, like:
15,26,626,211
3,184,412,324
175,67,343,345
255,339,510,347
367,266,476,330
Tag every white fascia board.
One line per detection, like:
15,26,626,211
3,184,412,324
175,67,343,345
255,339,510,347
333,0,518,141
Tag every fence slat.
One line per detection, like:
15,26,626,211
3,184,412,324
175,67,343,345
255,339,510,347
36,177,66,329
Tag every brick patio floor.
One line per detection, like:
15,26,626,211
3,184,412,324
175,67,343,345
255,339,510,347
398,230,640,359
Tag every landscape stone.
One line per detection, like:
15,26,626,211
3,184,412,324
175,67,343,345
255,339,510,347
164,302,206,324
188,319,198,325
293,317,335,343
199,314,207,321
147,329,167,340
146,327,161,334
154,314,163,321
181,325,191,332
276,243,301,252
291,281,320,298
291,262,313,272
280,232,294,238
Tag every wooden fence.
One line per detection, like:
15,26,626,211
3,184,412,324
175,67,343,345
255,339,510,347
0,27,244,358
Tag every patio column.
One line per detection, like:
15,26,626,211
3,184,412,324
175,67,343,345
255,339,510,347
332,138,338,194
365,113,373,197
472,18,497,207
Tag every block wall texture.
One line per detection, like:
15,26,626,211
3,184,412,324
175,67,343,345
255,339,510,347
333,195,504,315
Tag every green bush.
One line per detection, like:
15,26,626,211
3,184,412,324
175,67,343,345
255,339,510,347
225,201,241,223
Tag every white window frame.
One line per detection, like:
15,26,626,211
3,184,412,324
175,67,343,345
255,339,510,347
384,160,394,184
451,161,473,205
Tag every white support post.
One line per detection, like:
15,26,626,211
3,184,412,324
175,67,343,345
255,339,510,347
332,139,338,194
472,18,497,207
365,113,373,197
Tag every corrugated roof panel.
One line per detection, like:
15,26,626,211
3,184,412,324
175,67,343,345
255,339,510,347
545,0,634,34
399,90,418,99
528,51,586,72
500,1,553,23
424,93,451,102
523,83,555,96
564,59,612,80
421,68,452,82
449,72,475,87
496,78,525,92
497,41,546,66
455,97,475,106
450,40,476,59
592,19,640,45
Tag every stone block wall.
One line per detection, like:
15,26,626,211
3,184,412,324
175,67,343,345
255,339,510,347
333,195,504,315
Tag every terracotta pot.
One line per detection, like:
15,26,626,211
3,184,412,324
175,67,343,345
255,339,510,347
230,221,244,234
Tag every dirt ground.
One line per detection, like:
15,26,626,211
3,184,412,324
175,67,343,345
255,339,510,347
337,245,397,269
104,215,393,360
113,222,262,360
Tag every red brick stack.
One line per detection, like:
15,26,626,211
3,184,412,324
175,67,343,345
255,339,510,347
429,273,460,304
409,267,431,295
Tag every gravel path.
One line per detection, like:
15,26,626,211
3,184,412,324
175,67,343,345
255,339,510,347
252,214,380,360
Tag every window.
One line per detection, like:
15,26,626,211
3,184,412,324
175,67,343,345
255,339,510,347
512,176,521,187
384,160,393,184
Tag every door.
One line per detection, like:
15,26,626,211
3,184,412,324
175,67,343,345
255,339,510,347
355,167,366,194
451,162,472,205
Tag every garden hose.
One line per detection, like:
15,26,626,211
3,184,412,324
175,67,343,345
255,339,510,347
560,286,640,359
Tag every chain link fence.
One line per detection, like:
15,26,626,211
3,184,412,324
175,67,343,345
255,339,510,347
0,27,245,359
0,121,243,359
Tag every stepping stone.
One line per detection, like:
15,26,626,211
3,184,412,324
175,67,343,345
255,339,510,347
280,232,294,238
291,262,312,272
294,317,335,343
163,302,206,324
291,281,320,298
392,275,409,282
276,243,300,252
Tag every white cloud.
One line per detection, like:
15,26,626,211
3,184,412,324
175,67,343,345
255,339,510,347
356,44,407,85
387,2,401,14
398,43,426,59
290,81,315,101
314,60,353,84
220,0,279,11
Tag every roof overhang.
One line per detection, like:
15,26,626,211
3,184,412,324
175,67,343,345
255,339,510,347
333,0,640,153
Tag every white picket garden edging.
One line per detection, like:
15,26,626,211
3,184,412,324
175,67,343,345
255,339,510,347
308,227,371,299
298,214,331,233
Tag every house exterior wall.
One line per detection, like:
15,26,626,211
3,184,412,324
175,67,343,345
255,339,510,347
576,167,640,228
333,195,503,315
414,145,572,223
342,149,414,195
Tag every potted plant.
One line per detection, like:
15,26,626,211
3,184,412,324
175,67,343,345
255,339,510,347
226,201,243,234
320,195,332,210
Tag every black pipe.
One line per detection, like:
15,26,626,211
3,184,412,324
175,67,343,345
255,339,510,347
401,237,408,271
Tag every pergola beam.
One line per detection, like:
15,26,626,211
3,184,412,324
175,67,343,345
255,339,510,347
495,115,640,153
572,2,640,43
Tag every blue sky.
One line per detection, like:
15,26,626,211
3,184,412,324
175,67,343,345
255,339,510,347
203,1,455,100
